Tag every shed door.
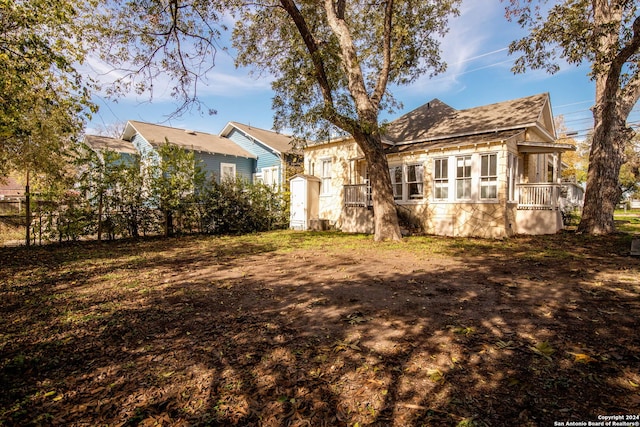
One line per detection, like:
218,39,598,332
290,179,307,229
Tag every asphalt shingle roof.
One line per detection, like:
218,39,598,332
223,122,300,154
126,121,255,158
384,93,551,144
84,135,137,155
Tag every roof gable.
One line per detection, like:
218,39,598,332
384,99,457,143
385,93,555,144
123,121,255,158
220,122,299,154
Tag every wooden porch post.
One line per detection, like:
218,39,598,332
553,155,562,210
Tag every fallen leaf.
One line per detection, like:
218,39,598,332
530,341,555,361
333,340,361,352
427,369,444,383
569,352,596,364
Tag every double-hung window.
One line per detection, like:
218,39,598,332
262,166,279,187
389,164,424,201
433,158,449,200
390,166,403,200
407,164,424,200
220,163,236,182
480,153,498,199
320,159,332,195
456,156,472,200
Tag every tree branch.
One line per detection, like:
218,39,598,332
323,0,375,122
610,14,640,119
336,0,345,19
279,0,334,107
609,15,640,80
371,0,393,109
619,71,640,120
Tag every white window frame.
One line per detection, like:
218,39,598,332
480,153,498,200
261,166,279,187
407,164,424,200
389,163,424,202
433,158,449,200
389,166,403,200
220,162,236,182
455,156,472,200
320,158,332,195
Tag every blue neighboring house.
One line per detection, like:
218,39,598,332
121,121,256,183
219,122,302,188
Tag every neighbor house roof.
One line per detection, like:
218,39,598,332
220,122,300,154
384,93,555,145
123,121,255,158
84,134,137,155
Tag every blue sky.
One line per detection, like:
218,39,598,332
86,0,639,140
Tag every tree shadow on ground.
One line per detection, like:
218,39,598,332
0,232,638,426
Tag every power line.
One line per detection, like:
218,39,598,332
450,48,509,65
554,100,593,109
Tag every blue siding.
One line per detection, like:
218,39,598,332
114,152,135,166
226,128,282,178
129,132,254,183
130,134,154,156
196,152,255,183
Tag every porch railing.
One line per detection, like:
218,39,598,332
344,182,563,210
517,183,560,210
344,184,372,207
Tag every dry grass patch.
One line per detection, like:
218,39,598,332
1,231,638,426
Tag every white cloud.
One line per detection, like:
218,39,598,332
401,0,516,95
83,44,272,105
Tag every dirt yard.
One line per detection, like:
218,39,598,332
1,231,639,426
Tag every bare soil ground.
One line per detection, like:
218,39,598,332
1,231,639,426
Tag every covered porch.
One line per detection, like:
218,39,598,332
513,141,575,234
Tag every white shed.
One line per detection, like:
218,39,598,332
289,174,321,231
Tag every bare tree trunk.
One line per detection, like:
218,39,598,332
577,120,627,234
357,133,402,241
577,6,640,234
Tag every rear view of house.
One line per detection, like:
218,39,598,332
294,93,578,238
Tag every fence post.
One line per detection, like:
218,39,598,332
25,171,31,247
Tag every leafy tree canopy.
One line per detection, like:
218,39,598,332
233,0,459,140
0,0,97,180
